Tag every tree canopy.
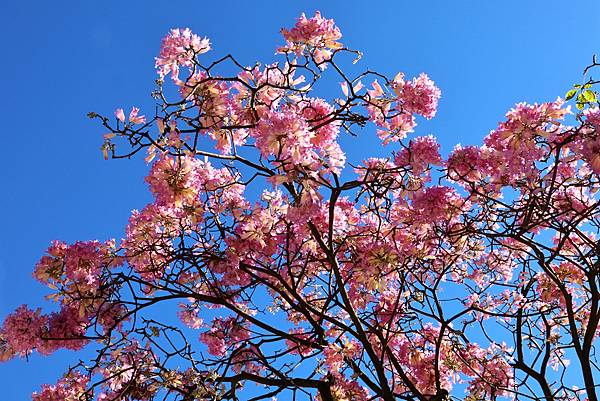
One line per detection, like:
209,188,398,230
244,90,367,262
2,11,600,401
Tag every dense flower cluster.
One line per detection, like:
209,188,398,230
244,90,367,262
253,103,345,175
278,11,343,64
366,73,441,144
394,135,442,177
200,317,250,357
0,304,89,360
33,239,116,293
32,371,89,401
392,72,441,119
156,28,210,80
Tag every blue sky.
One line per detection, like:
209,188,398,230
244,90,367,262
0,0,599,398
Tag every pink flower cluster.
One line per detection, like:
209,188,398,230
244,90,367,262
146,155,202,208
0,238,127,362
253,101,345,175
576,134,600,174
328,379,370,401
461,343,514,399
200,317,249,357
385,326,514,397
411,186,465,224
177,303,203,329
446,144,484,183
394,135,442,176
125,156,249,281
446,99,570,190
123,203,179,281
298,98,340,146
156,28,210,80
583,106,600,128
322,340,360,374
97,341,157,400
366,74,441,144
393,72,441,119
32,371,89,401
181,73,250,154
573,108,600,174
114,107,146,125
33,239,114,291
285,328,314,357
0,305,46,358
231,346,264,374
278,11,343,64
236,64,289,114
64,241,106,286
146,156,246,211
0,304,89,360
483,99,568,185
44,306,89,352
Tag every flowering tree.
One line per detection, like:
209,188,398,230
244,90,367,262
3,11,600,401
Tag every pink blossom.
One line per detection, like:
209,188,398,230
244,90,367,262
178,303,203,329
231,346,264,374
34,240,114,293
395,135,442,175
63,240,106,287
481,99,569,186
462,343,514,399
323,344,344,373
446,144,484,183
250,99,346,174
114,108,125,122
583,106,600,128
146,155,201,208
278,11,342,65
201,334,227,357
0,305,46,356
298,98,340,145
32,371,89,401
254,108,318,170
156,28,210,80
128,107,146,124
39,306,89,355
395,73,441,119
366,79,417,144
328,379,370,401
95,302,127,333
575,132,600,174
411,186,465,223
200,317,249,357
323,340,361,375
123,204,178,280
33,240,67,285
98,341,157,399
179,72,246,153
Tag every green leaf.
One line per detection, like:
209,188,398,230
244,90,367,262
576,102,584,110
583,89,597,103
565,89,577,100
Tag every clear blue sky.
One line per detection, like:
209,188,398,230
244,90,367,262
0,0,599,398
